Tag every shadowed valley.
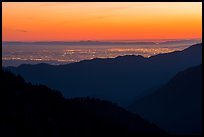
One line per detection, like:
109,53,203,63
6,43,202,107
1,69,166,136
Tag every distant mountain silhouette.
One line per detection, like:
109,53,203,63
2,39,201,46
127,64,202,135
1,69,166,136
158,39,201,45
2,41,156,45
6,43,202,106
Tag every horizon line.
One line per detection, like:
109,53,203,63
2,38,202,43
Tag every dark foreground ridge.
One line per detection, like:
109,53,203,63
1,69,166,136
128,64,202,135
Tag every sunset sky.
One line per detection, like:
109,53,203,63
2,2,202,41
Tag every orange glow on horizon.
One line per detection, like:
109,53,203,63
2,2,202,41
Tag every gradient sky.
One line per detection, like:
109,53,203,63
2,2,202,41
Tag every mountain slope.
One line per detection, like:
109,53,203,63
1,69,166,136
6,43,202,106
128,64,202,135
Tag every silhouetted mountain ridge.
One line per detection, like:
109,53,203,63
128,64,202,135
2,41,157,45
6,43,202,106
1,69,166,136
158,39,201,45
3,39,201,46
